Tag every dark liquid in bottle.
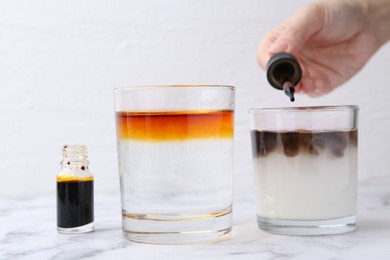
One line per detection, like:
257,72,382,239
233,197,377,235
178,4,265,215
57,180,94,228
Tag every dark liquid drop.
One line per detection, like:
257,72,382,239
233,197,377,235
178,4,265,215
283,82,295,102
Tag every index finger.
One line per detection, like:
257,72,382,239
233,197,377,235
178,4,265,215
257,26,284,69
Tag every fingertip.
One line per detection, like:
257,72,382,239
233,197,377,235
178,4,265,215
257,50,270,69
298,78,315,95
257,41,289,69
300,79,328,97
313,80,329,97
294,83,303,93
257,30,281,69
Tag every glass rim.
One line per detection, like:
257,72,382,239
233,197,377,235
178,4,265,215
114,84,235,91
249,105,359,113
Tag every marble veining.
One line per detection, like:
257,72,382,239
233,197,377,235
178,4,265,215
1,176,390,260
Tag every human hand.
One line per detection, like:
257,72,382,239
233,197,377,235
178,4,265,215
258,0,390,96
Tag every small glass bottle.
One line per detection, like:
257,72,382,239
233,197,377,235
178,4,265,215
57,145,94,233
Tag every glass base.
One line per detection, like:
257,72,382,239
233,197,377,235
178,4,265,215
257,215,356,236
57,222,94,234
122,207,232,244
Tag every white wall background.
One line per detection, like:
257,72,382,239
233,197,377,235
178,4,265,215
0,0,389,198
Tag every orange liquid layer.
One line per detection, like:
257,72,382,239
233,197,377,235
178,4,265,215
116,110,233,141
57,175,94,183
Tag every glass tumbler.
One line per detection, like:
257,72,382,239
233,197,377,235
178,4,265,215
114,85,234,244
249,106,358,235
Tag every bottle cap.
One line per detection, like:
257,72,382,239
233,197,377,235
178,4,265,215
266,52,302,90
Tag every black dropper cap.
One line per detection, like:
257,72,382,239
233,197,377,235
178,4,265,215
266,52,302,102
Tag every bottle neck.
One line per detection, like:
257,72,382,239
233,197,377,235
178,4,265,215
61,145,89,171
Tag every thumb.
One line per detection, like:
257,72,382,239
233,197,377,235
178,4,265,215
267,4,324,55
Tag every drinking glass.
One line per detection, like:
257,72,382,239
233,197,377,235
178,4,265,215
114,85,234,244
249,106,358,235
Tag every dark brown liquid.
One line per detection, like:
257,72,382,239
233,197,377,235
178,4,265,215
57,180,94,228
251,130,357,158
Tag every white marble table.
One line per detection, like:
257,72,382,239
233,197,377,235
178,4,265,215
1,176,390,260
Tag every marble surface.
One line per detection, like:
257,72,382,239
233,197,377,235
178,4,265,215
1,176,390,260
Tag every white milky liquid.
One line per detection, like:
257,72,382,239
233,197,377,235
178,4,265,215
253,147,357,220
118,139,233,214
